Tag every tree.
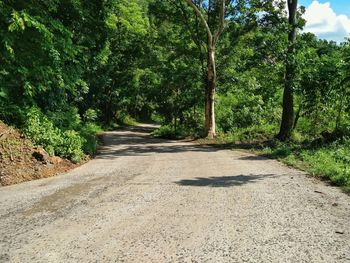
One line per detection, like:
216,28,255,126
185,0,225,138
277,0,298,141
295,37,346,134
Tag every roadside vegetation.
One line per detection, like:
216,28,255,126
262,140,350,192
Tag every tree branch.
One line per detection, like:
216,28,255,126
173,0,206,74
213,0,225,45
185,0,213,43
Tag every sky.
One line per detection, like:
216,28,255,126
299,0,350,42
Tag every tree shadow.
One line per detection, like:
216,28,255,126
96,129,221,159
122,125,159,134
237,155,269,161
175,174,277,187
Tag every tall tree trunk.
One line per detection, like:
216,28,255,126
278,0,298,141
205,46,216,138
185,0,225,138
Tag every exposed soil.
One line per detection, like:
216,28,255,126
0,121,80,186
0,124,349,262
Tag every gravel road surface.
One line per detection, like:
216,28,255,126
0,125,349,263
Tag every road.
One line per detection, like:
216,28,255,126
0,125,349,262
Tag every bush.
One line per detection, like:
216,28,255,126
214,124,277,144
83,109,98,122
80,123,102,155
47,107,81,131
116,112,138,126
24,107,63,156
57,130,85,163
152,125,188,140
23,107,86,162
216,92,265,132
122,115,138,126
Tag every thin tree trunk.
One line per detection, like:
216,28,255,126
205,46,216,138
278,0,298,141
293,104,301,130
184,0,225,138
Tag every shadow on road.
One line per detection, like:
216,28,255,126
175,174,277,187
96,126,281,163
96,126,221,159
237,155,268,161
123,125,159,134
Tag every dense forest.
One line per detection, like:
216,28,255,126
0,0,349,189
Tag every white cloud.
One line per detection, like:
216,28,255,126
303,1,350,43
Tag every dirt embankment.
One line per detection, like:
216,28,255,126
0,121,79,186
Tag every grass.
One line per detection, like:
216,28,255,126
198,127,350,193
260,140,350,193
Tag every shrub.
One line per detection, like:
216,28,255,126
57,130,85,163
83,109,98,122
24,107,63,156
79,122,102,155
23,107,86,162
216,92,265,132
117,114,138,126
152,125,187,139
47,107,81,131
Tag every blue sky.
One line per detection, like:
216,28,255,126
298,0,350,42
300,0,350,16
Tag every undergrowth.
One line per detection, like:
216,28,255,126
152,125,189,140
23,107,102,163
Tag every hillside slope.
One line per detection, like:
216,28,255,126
0,121,79,186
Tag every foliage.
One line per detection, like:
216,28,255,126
23,107,101,162
152,124,189,140
79,123,102,156
23,108,84,161
23,108,61,156
58,130,85,163
117,114,138,126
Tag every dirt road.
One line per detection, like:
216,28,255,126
0,125,349,262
